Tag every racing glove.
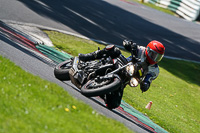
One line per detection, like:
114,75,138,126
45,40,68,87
140,81,150,92
140,74,153,92
123,40,137,52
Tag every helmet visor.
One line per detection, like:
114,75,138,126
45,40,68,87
147,47,164,62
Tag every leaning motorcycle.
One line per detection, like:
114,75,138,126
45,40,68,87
54,46,146,109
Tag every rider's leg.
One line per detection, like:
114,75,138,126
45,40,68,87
79,45,121,61
78,50,103,61
105,89,123,109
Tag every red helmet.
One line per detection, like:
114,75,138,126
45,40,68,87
145,40,165,65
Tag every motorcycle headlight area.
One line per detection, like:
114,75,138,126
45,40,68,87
126,65,134,76
130,77,139,87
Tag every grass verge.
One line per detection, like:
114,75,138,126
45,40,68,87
44,30,200,133
129,0,175,16
0,56,133,133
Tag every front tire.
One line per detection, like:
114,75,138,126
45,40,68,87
54,59,72,80
81,75,121,97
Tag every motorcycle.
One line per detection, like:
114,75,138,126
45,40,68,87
54,46,147,109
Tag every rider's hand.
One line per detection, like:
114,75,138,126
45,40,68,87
123,40,132,47
140,81,150,92
123,40,133,52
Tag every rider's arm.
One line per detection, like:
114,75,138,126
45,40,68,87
140,64,159,92
126,56,132,62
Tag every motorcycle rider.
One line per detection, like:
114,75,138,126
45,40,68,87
123,40,165,92
79,40,165,108
79,40,165,92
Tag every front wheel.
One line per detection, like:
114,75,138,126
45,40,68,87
54,59,72,80
81,75,121,97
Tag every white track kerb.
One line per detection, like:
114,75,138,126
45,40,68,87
3,19,200,64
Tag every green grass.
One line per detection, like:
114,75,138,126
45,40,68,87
0,56,133,133
129,0,175,16
123,58,200,132
44,30,200,133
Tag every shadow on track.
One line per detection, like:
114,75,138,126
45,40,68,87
18,0,200,62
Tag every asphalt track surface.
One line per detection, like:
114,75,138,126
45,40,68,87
0,0,200,62
0,0,200,132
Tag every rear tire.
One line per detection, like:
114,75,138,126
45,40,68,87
54,59,72,80
81,76,121,97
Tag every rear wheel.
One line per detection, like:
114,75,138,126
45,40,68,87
54,59,72,80
81,75,121,97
